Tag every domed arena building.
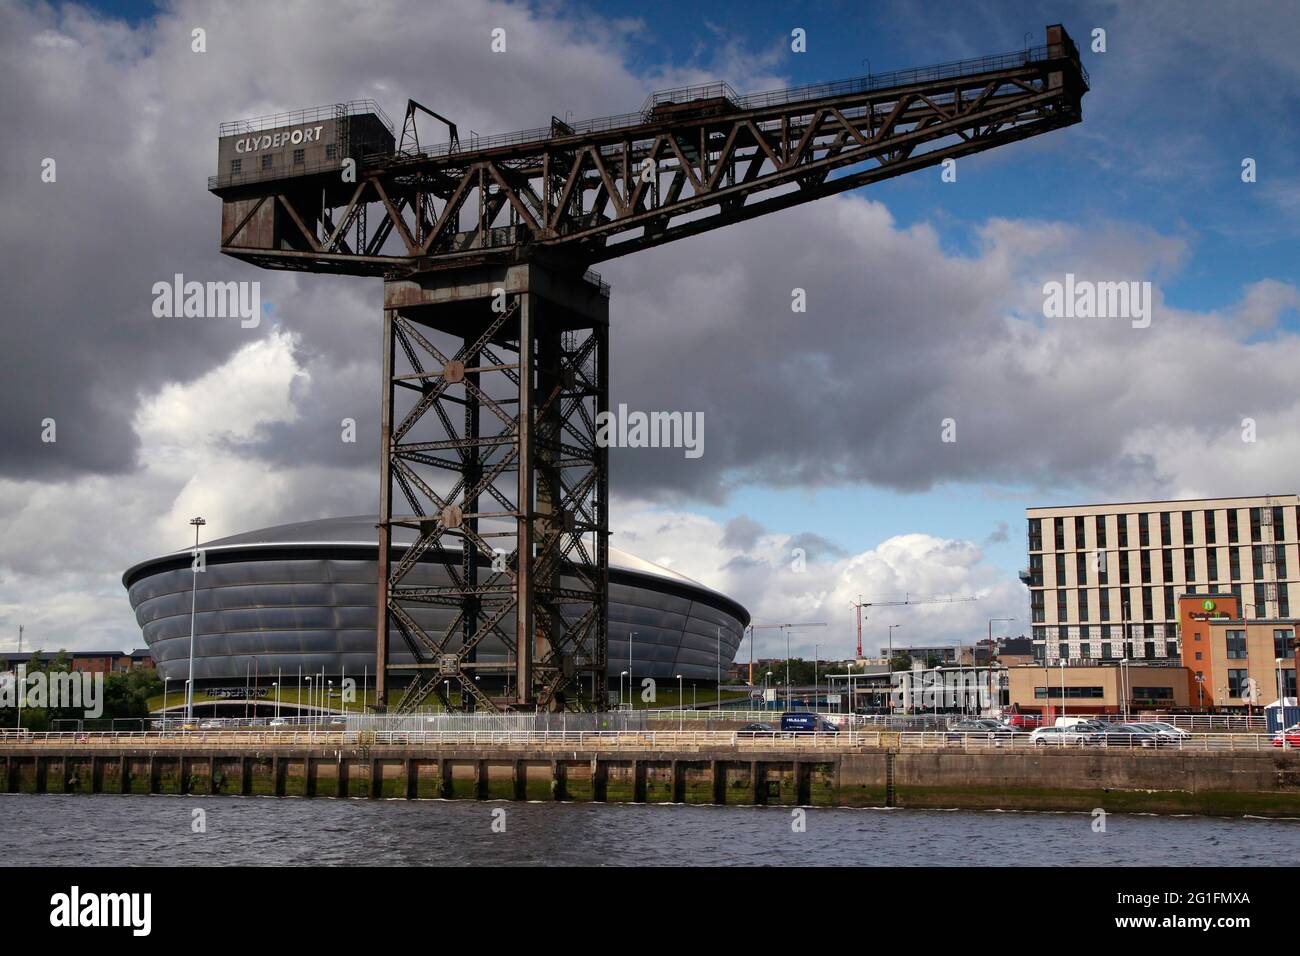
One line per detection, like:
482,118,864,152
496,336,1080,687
122,516,748,701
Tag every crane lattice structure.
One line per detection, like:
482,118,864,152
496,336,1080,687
852,594,980,659
210,25,1087,712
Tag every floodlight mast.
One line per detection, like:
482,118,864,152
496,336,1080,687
209,25,1086,713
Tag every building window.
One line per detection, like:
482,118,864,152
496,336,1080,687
1281,586,1291,619
1076,553,1088,587
1162,550,1173,582
1096,515,1107,548
1028,518,1042,551
1078,589,1089,621
1132,686,1174,702
1160,512,1171,547
1208,549,1219,581
1119,551,1130,584
1055,517,1065,550
230,158,242,174
1205,510,1216,544
1230,548,1241,581
261,154,273,170
1250,507,1262,542
1184,549,1195,583
1226,630,1247,659
1141,551,1152,584
1164,586,1175,619
1075,515,1086,549
1034,686,1104,699
1056,553,1066,585
293,148,305,164
1140,514,1151,547
1142,588,1154,620
1182,511,1194,544
1227,668,1249,698
325,143,337,160
1195,651,1202,660
1275,629,1295,660
1278,547,1289,579
1228,510,1239,543
1254,584,1267,618
1100,588,1110,621
1118,517,1129,548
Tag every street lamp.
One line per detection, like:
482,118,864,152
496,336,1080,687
765,671,773,710
1059,658,1067,722
273,682,280,719
677,674,683,730
814,643,821,710
619,671,628,711
185,516,206,721
1277,657,1287,748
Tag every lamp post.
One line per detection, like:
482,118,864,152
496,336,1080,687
619,670,628,711
305,677,312,724
185,516,206,721
1277,657,1287,747
716,625,722,712
628,631,636,709
888,625,903,712
273,681,280,719
765,671,773,710
1059,658,1067,722
814,644,821,711
677,674,683,730
162,677,169,726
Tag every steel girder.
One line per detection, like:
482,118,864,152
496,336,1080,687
376,263,609,713
212,27,1086,277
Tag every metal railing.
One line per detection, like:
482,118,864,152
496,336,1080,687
218,100,394,137
0,728,1291,754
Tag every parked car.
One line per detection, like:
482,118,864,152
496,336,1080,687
269,717,288,727
1096,724,1167,748
780,712,838,734
1030,726,1102,746
946,719,1025,742
1054,717,1108,731
1137,721,1191,739
1001,713,1042,730
737,722,774,737
198,720,221,730
1271,723,1300,748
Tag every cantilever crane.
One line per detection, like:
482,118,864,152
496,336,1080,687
210,25,1087,714
851,594,979,659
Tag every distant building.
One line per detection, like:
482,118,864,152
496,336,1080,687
1024,494,1300,662
0,649,153,674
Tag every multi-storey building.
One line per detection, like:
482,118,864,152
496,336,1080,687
1022,495,1300,662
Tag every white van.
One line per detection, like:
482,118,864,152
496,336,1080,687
1054,716,1106,730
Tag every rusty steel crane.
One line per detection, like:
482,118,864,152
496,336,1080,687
209,25,1087,714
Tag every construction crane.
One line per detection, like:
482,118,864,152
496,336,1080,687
209,25,1087,714
851,594,979,659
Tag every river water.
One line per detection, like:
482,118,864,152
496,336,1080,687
1,794,1298,866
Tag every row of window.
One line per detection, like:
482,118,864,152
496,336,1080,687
1031,583,1291,623
1224,629,1297,660
1028,507,1291,553
1026,544,1289,589
1225,668,1298,699
228,144,337,175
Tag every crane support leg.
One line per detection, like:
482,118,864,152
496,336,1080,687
375,260,609,713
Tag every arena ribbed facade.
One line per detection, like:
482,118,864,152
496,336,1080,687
122,516,748,692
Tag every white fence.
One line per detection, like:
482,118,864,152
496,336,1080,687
0,727,1292,753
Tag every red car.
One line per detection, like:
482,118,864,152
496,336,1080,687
1271,725,1300,747
1002,713,1042,730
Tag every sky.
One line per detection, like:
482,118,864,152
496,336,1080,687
0,0,1297,663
